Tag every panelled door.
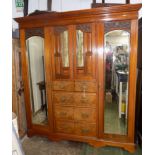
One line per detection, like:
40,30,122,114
97,20,138,142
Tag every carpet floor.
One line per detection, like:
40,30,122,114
22,136,142,155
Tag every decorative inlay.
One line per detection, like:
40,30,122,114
77,24,92,33
105,21,131,33
25,28,44,39
54,26,67,34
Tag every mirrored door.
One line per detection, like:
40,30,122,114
25,28,48,125
104,30,130,135
97,21,132,137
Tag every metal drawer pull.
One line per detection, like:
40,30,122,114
60,84,65,89
80,95,89,103
80,84,88,90
60,96,66,102
81,129,89,134
60,112,67,116
81,99,88,104
81,113,89,118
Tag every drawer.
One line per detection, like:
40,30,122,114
75,81,97,92
75,108,96,123
53,81,74,91
55,121,74,134
75,123,96,137
54,106,74,120
74,93,97,107
53,92,74,106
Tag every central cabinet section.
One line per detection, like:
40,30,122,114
50,23,98,138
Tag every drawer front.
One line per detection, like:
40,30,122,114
53,93,74,106
54,107,74,120
75,123,96,137
53,81,74,91
75,81,97,92
74,93,97,107
55,121,74,134
75,108,96,123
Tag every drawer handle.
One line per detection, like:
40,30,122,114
60,84,65,89
80,97,88,104
81,129,89,134
80,83,88,90
81,113,89,118
60,96,66,102
60,112,67,116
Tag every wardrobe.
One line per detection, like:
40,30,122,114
15,4,142,152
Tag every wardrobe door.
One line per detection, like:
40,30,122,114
51,26,73,80
22,28,49,127
73,23,96,80
98,20,138,141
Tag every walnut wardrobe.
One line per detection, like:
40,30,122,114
15,4,142,153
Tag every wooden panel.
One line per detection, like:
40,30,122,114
85,32,93,74
75,123,96,137
12,38,27,138
52,81,74,91
53,92,74,106
74,93,97,107
75,108,96,123
127,19,138,142
75,81,97,92
44,27,54,132
55,121,74,134
54,107,74,120
97,23,105,138
20,29,32,130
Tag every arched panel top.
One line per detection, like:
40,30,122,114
105,21,131,34
25,28,44,40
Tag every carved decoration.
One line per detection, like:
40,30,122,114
77,24,92,33
105,21,131,33
28,10,56,16
25,28,44,39
54,26,67,34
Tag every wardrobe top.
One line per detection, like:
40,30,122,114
14,4,142,29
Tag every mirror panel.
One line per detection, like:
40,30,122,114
53,26,70,79
26,34,48,125
104,30,130,135
61,30,69,67
76,30,84,67
75,24,94,79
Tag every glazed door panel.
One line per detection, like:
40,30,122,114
51,26,73,80
73,23,96,80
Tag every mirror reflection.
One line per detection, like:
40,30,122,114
104,30,130,135
26,36,48,125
